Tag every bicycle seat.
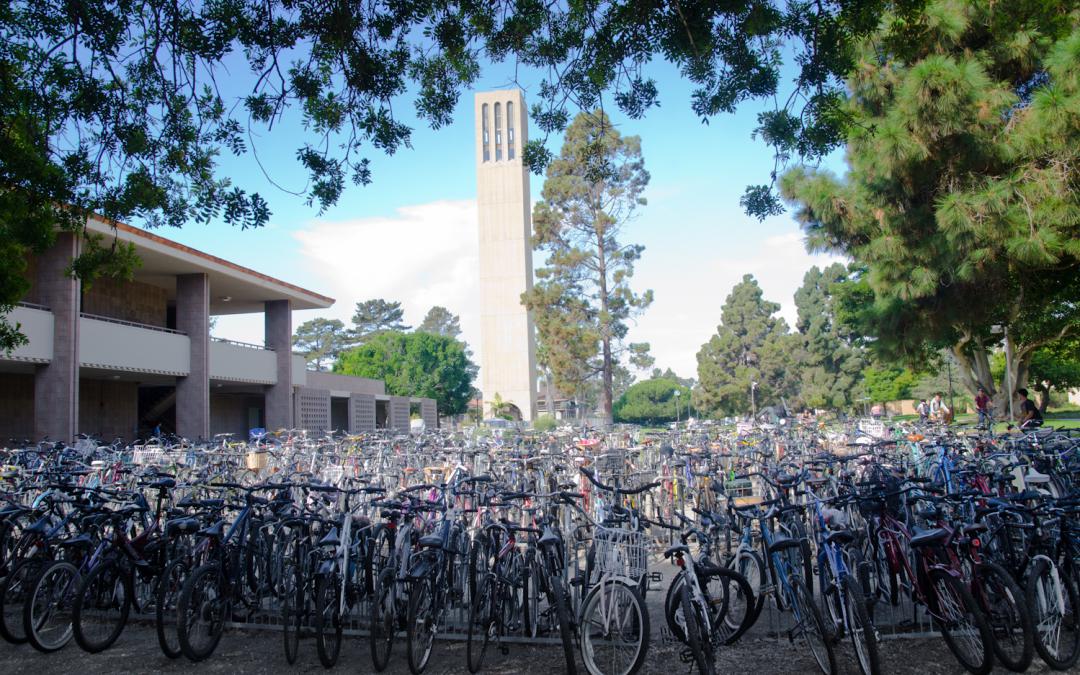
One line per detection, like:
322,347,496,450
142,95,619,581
664,544,689,559
319,526,340,548
538,529,561,547
767,533,803,554
199,520,226,538
909,527,949,548
824,529,857,546
418,534,444,549
165,517,201,536
54,533,94,549
962,522,988,535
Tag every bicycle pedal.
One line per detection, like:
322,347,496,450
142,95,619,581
649,571,664,584
678,648,695,664
659,626,679,645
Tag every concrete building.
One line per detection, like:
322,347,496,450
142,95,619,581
475,89,538,421
0,216,437,443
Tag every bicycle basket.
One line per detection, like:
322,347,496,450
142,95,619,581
592,526,648,579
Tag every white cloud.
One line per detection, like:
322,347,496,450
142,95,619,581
630,229,845,378
291,200,481,352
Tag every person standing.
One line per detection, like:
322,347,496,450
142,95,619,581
974,387,992,428
916,399,930,422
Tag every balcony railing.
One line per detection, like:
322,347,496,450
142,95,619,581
211,336,273,351
80,312,186,335
17,301,50,311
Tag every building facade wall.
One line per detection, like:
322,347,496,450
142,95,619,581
210,393,265,438
475,90,538,420
388,396,411,433
0,373,34,441
81,277,168,327
295,387,331,433
79,378,138,441
175,274,210,439
305,371,386,396
349,393,377,433
420,399,438,429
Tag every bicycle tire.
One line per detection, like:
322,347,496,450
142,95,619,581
680,582,714,675
0,557,40,644
579,579,649,675
73,557,132,653
792,576,837,675
314,573,343,668
929,567,994,675
1026,558,1080,670
467,574,495,673
974,561,1033,672
155,558,187,659
523,548,543,638
370,565,396,672
727,548,766,623
24,559,80,653
549,571,578,675
842,574,880,675
177,563,226,662
406,578,436,675
281,545,303,666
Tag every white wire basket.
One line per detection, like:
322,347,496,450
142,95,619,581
132,447,166,465
322,465,346,485
592,526,648,580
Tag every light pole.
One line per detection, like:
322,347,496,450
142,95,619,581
673,389,681,426
750,381,758,420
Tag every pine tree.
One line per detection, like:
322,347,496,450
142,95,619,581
350,299,410,344
781,1,1080,411
417,306,462,339
695,275,795,417
292,318,348,371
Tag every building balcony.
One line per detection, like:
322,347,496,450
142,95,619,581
79,313,190,375
0,303,55,363
210,338,277,385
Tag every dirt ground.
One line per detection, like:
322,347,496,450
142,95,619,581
0,623,1058,674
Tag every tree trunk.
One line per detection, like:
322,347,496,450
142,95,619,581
596,226,613,427
1037,384,1051,414
544,370,556,418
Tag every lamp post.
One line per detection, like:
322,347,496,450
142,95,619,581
673,389,681,426
751,381,758,420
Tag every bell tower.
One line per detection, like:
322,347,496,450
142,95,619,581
474,90,537,421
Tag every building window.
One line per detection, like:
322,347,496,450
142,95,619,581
507,101,515,159
494,102,502,160
482,103,489,162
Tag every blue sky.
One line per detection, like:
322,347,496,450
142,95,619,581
150,56,846,378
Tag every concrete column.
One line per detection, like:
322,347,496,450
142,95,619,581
34,232,80,442
388,396,411,433
175,273,210,440
421,398,438,429
349,393,377,433
264,300,293,430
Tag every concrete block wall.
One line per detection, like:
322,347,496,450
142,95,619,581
0,373,34,441
421,398,438,429
78,379,137,441
34,231,80,441
210,394,265,438
349,393,376,433
388,396,411,433
81,277,168,327
295,387,331,432
175,274,210,440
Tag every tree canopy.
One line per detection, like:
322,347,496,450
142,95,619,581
334,330,475,416
292,317,348,371
350,299,410,344
781,0,1080,410
1,0,931,350
614,378,692,426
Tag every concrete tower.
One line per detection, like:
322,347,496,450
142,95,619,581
475,90,538,421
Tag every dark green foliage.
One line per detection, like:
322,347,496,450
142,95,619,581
335,330,475,416
695,274,795,417
781,0,1080,404
862,365,916,404
614,378,692,426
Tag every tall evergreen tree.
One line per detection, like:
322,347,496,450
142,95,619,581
792,263,866,410
695,275,795,417
292,317,348,371
781,1,1080,411
522,111,653,425
350,299,410,344
417,306,462,339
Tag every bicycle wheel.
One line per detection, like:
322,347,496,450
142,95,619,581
315,573,344,668
1026,559,1080,670
370,566,396,672
790,576,837,675
549,571,578,674
523,549,543,638
0,557,40,644
467,575,495,673
155,558,187,659
706,566,756,645
929,567,994,675
842,574,880,675
406,579,436,675
579,579,650,675
24,559,80,652
974,561,1032,672
281,547,303,666
680,582,714,675
73,558,132,653
177,563,226,662
727,549,766,622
